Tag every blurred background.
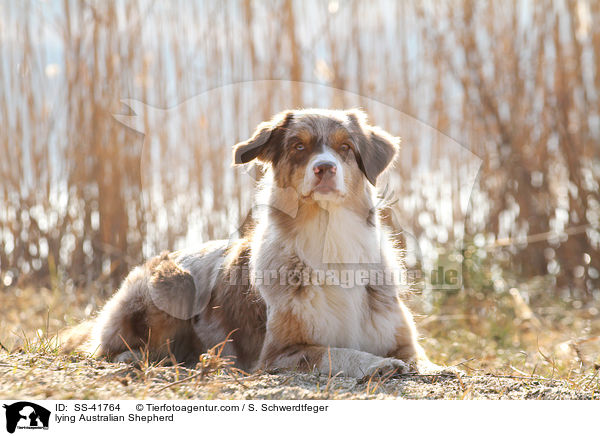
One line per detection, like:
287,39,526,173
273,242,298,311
1,0,599,372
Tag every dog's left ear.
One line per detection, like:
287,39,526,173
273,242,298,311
233,110,293,165
346,109,400,186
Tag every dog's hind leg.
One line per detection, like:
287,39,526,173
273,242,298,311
87,254,204,364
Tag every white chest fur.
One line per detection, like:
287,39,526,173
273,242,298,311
289,282,399,356
294,204,383,268
251,202,402,357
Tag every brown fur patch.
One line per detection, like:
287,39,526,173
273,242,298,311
260,310,327,371
203,239,266,369
387,322,418,361
294,129,313,145
269,310,310,346
329,128,348,144
150,255,195,291
144,251,169,270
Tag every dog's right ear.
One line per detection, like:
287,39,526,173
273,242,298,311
233,110,294,165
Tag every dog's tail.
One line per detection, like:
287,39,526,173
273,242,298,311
58,320,96,355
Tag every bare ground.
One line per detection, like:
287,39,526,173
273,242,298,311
1,351,598,400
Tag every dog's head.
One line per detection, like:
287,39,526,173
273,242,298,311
233,108,399,204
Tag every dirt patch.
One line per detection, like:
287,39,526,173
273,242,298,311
1,351,598,400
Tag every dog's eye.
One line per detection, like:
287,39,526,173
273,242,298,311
294,143,305,151
339,143,350,152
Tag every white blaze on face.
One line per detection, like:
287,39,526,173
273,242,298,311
301,148,346,201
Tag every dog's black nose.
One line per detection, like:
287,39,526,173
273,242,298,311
313,161,337,180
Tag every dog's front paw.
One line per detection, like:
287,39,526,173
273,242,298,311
363,357,411,379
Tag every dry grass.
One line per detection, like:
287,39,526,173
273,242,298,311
2,1,599,298
1,351,597,400
1,285,598,400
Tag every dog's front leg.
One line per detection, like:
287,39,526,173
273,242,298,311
259,343,411,379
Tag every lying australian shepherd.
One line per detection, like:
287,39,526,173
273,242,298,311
64,108,434,378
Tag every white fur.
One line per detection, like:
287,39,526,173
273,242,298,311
295,206,382,266
317,349,409,378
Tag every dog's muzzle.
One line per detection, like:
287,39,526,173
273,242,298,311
302,151,345,198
